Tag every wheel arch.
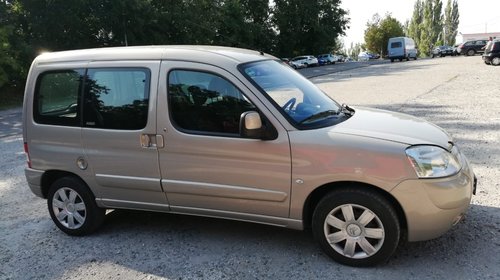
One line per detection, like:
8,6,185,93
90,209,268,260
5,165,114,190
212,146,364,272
40,170,86,198
302,181,407,234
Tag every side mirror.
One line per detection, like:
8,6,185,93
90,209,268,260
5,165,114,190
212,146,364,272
240,111,263,139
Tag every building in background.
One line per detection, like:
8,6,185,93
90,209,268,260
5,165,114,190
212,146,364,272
459,32,500,42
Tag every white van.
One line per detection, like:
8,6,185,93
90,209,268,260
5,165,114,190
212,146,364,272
23,45,475,267
387,37,418,62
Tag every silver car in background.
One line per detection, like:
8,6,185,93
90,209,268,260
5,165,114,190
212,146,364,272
23,46,475,267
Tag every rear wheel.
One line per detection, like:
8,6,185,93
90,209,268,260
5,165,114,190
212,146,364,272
398,58,402,62
492,57,500,66
312,188,400,266
390,59,394,63
48,176,105,236
467,49,475,56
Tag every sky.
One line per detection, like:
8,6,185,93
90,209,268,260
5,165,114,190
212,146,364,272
340,0,500,47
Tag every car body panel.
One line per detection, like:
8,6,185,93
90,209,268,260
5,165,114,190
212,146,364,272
23,45,474,244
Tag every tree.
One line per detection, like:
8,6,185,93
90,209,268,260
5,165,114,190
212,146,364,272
273,0,348,57
443,0,459,46
418,0,444,56
407,0,423,51
364,13,404,56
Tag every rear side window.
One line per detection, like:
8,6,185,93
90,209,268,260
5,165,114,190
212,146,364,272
34,70,83,126
83,68,150,130
391,42,402,48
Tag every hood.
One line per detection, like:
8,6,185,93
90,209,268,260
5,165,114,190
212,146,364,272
330,107,452,148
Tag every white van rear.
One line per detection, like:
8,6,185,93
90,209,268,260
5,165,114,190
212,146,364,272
388,37,417,62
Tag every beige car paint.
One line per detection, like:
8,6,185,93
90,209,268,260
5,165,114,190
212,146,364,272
23,46,474,243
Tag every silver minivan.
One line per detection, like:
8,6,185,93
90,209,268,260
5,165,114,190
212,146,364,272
23,46,476,266
388,37,418,62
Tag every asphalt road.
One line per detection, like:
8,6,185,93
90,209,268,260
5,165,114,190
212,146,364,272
0,56,499,280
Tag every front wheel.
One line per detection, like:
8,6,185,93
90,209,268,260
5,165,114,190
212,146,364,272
48,176,105,236
467,49,475,56
312,188,400,266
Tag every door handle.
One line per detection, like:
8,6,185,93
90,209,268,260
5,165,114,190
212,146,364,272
140,134,164,149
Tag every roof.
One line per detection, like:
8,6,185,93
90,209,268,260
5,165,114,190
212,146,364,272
33,45,276,66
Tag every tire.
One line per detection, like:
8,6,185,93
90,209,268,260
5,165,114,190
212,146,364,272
414,56,417,60
47,176,105,236
431,54,435,58
312,188,400,267
398,58,402,62
390,59,394,63
492,57,500,66
484,60,491,65
466,49,475,56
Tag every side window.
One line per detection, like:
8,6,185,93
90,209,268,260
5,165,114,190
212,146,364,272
34,70,83,126
168,70,256,135
83,68,150,130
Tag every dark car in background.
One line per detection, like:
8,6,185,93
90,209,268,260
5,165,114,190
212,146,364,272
432,45,454,58
456,40,488,56
482,39,500,66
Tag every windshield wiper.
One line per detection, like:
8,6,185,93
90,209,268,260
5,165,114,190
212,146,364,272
298,110,339,124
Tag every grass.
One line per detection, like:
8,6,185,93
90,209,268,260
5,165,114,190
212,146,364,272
0,85,24,111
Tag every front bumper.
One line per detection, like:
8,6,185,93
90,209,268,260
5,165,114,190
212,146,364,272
391,154,475,242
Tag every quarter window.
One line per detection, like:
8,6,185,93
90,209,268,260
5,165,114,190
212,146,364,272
83,68,150,130
168,70,256,135
34,70,83,126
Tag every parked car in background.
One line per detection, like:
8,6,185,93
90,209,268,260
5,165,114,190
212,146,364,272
288,59,307,69
367,52,380,59
358,52,370,61
317,54,336,64
291,55,319,67
431,45,454,58
336,54,345,62
456,40,488,56
482,39,500,66
387,37,418,62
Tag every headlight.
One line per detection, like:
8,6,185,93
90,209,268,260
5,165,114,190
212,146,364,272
405,145,461,178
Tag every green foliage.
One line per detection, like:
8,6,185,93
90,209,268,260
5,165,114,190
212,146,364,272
273,0,349,57
444,0,459,46
409,0,453,56
364,13,404,56
0,0,350,93
408,0,423,51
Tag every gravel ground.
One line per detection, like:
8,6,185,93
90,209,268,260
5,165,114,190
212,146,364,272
1,56,499,280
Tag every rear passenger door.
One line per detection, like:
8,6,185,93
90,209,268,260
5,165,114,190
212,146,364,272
80,61,168,210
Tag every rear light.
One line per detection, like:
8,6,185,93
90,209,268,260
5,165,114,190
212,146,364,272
24,142,32,168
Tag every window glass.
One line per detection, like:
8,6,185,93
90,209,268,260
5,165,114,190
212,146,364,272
168,70,256,135
391,42,402,48
34,70,83,126
242,60,342,128
84,68,150,130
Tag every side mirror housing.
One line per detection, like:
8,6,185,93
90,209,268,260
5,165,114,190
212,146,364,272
240,111,263,139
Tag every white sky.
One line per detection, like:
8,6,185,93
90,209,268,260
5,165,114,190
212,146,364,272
340,0,500,47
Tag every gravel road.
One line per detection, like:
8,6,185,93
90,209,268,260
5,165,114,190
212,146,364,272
1,56,499,280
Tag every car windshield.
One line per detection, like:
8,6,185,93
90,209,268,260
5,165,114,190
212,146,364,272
240,60,345,129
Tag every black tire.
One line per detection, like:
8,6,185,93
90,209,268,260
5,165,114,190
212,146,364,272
390,59,394,63
414,56,417,60
492,57,500,66
47,176,105,236
312,188,400,267
466,49,475,56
